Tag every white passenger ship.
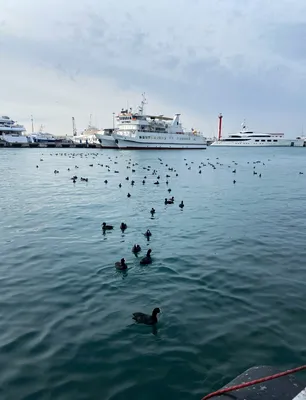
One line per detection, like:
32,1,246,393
211,121,304,147
0,115,29,144
113,95,207,150
95,128,117,148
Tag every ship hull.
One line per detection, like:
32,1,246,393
1,134,30,144
114,135,207,150
95,133,117,148
211,139,304,147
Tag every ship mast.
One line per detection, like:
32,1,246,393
138,93,147,116
31,115,34,133
218,113,223,140
72,117,77,136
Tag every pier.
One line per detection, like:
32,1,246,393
0,141,102,149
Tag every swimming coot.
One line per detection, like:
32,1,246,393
120,222,127,231
132,244,141,254
140,249,152,265
144,229,152,238
132,307,160,325
115,258,127,270
102,222,113,230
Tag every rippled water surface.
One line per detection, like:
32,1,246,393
1,147,306,400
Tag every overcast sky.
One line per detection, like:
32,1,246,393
1,0,306,137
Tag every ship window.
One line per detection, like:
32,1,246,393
255,140,259,142
267,140,271,142
261,139,265,142
273,139,278,142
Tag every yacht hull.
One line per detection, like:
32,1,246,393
211,139,304,147
1,134,30,144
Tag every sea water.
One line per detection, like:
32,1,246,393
1,147,306,400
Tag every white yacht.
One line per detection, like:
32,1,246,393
211,122,304,147
95,128,117,148
113,95,207,150
0,115,30,144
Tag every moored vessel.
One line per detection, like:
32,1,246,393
113,95,207,150
211,115,304,147
0,115,30,145
71,115,101,145
95,128,117,148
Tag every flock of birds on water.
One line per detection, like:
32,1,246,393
35,150,299,326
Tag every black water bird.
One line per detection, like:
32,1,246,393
179,201,184,208
144,229,152,238
140,249,152,265
132,307,160,325
115,258,127,270
102,222,113,230
127,193,131,198
132,244,141,254
150,208,155,216
120,222,127,231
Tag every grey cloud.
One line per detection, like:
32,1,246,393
265,23,306,61
2,0,306,134
1,24,305,119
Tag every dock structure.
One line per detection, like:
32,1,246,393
0,141,102,149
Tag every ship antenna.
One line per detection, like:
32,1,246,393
139,92,147,115
72,117,77,136
31,115,34,133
